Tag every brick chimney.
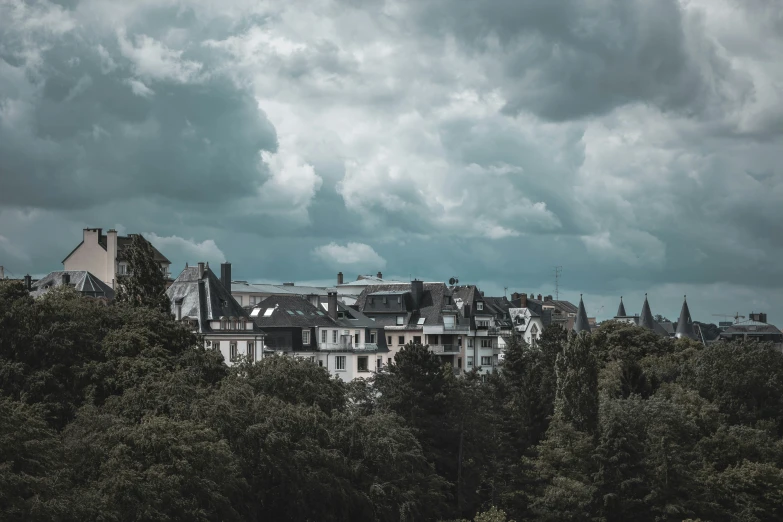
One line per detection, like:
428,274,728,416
24,274,32,291
537,294,542,301
411,279,424,310
544,295,552,302
197,262,205,279
519,292,527,308
220,262,231,291
327,291,338,320
377,271,383,279
337,272,344,285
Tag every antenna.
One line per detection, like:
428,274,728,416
553,266,562,300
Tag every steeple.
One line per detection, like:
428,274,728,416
675,295,696,340
639,293,656,330
573,294,591,334
617,296,627,317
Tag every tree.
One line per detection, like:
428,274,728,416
115,234,170,314
554,333,599,435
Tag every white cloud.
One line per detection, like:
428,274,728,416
144,233,226,266
125,78,154,97
313,242,386,269
117,30,204,83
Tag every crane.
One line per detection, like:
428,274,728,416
712,313,745,324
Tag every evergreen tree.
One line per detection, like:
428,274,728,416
554,332,599,435
114,234,170,315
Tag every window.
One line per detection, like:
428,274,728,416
263,308,274,317
318,360,323,367
118,263,127,275
387,336,392,344
335,355,346,371
397,296,401,304
413,336,421,344
230,342,238,361
369,297,374,305
383,296,388,304
476,302,484,311
467,356,474,368
443,315,455,327
236,295,243,306
417,317,426,325
370,330,377,343
481,356,492,366
321,330,327,343
247,342,255,360
377,357,382,370
396,316,405,325
332,330,338,343
387,357,392,366
444,296,451,304
354,331,360,344
358,356,369,372
211,340,219,351
468,339,473,348
398,336,405,345
302,329,311,345
477,320,490,328
481,339,492,348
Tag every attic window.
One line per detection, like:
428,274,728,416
444,296,451,304
250,308,261,318
476,302,484,311
417,318,426,325
369,297,374,304
263,308,274,317
287,310,295,315
296,311,304,316
396,316,405,325
383,297,388,304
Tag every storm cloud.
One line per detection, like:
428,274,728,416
1,0,782,324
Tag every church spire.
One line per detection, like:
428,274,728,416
574,294,591,334
617,296,627,317
639,293,655,330
675,295,696,340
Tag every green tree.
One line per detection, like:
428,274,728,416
114,234,170,314
554,332,599,435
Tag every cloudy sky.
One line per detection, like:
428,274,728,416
1,0,782,325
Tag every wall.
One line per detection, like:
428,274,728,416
63,230,108,283
207,336,260,366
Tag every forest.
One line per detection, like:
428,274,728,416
2,274,783,521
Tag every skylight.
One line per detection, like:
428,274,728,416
250,308,261,317
287,310,295,315
417,318,426,325
263,308,274,317
296,310,304,315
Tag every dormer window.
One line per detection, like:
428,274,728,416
476,302,484,311
383,297,388,304
369,297,374,305
444,296,451,304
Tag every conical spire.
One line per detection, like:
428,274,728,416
639,293,656,330
617,296,627,317
573,294,591,334
675,295,696,340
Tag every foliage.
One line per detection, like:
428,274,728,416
114,234,170,314
4,280,783,521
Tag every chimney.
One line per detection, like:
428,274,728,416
197,262,205,279
537,294,542,301
377,271,383,279
282,282,295,286
544,295,553,302
411,279,424,309
760,313,767,323
61,273,70,286
0,266,4,280
327,291,338,320
337,272,344,285
220,262,232,291
106,229,118,288
519,292,527,308
24,274,32,291
175,298,183,321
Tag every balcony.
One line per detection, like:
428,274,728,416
443,324,471,333
319,342,379,351
429,344,461,354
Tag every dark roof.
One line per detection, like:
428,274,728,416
528,297,578,315
573,295,591,334
355,282,460,327
617,296,627,317
675,297,697,340
252,295,336,328
166,266,249,332
483,296,514,327
639,294,656,330
30,271,115,299
721,319,782,336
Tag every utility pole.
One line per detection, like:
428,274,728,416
553,266,562,300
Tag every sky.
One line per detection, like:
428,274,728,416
1,0,782,325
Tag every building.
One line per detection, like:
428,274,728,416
719,313,783,349
166,262,261,365
613,294,671,337
28,271,115,299
573,295,591,334
355,280,482,374
249,292,389,381
62,228,171,288
336,272,407,305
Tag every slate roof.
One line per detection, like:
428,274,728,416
721,319,783,336
355,282,460,327
63,232,169,264
30,271,115,299
339,276,407,286
573,295,591,334
675,297,697,340
166,266,249,333
617,296,627,317
483,296,514,328
639,295,656,330
528,297,578,316
252,295,336,328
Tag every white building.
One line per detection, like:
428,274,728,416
62,228,171,288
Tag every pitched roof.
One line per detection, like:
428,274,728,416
355,282,461,327
114,234,169,263
166,266,249,332
639,294,656,330
30,271,115,299
251,295,336,328
675,296,697,340
573,295,591,334
617,296,627,317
